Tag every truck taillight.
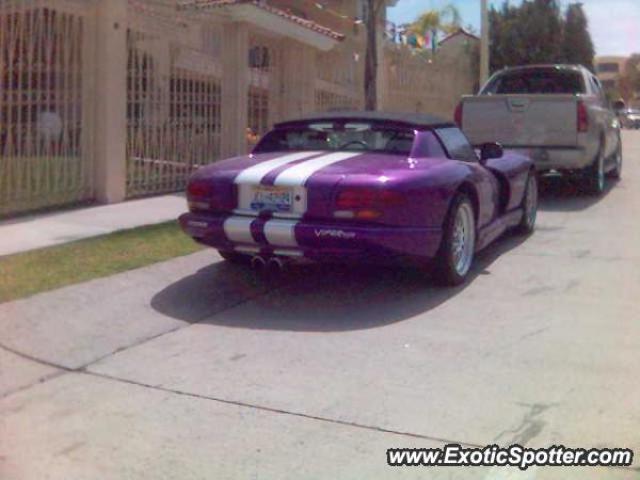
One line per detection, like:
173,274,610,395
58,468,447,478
577,101,589,133
454,102,463,127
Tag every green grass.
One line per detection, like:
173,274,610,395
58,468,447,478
0,221,203,303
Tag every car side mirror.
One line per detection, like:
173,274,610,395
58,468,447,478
479,142,504,164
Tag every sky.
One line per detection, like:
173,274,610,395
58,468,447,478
387,0,640,57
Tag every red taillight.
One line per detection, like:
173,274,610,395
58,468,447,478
577,100,589,133
187,180,211,198
336,189,405,210
454,102,463,127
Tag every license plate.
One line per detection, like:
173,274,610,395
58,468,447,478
250,186,293,212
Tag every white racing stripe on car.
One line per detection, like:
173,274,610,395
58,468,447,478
264,219,298,247
223,216,255,244
273,151,362,187
234,151,322,184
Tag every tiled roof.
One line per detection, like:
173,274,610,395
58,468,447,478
439,28,480,45
177,0,345,41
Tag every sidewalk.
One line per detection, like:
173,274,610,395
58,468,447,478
0,194,186,257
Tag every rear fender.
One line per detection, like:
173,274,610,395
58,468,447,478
485,151,532,211
457,182,480,226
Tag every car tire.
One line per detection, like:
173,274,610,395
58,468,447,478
218,250,251,264
607,137,622,180
514,172,538,235
433,193,476,286
582,140,606,196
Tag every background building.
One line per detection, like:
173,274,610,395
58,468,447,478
595,55,628,93
0,0,479,217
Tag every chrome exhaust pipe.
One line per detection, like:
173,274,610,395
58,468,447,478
250,255,266,273
267,257,286,276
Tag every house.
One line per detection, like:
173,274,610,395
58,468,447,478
0,0,478,216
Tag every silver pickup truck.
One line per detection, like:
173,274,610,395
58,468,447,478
456,65,622,194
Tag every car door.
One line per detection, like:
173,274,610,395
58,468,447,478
435,127,500,228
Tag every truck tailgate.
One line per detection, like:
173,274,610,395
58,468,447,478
462,95,578,148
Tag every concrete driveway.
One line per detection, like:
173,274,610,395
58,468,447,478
2,132,639,480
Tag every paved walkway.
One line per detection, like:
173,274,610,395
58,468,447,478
0,194,186,257
1,133,639,479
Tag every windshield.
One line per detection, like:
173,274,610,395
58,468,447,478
253,122,416,155
482,68,585,95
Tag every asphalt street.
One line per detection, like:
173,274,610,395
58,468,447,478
1,132,639,480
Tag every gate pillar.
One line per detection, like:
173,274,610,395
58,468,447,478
93,0,127,203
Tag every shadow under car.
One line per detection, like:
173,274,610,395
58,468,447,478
151,232,530,333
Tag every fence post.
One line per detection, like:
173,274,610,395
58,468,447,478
93,0,127,203
82,2,98,200
220,22,249,158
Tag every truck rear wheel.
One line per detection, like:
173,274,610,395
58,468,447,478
582,141,605,196
607,138,622,180
514,172,538,235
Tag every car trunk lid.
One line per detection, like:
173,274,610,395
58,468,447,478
230,151,443,220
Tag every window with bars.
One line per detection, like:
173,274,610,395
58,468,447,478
247,87,269,150
315,90,360,112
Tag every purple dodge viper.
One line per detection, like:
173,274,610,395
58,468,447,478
179,112,538,285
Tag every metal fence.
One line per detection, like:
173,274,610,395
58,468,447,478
125,2,222,198
315,37,362,111
0,0,478,216
0,0,93,216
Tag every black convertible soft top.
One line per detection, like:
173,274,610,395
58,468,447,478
274,111,454,130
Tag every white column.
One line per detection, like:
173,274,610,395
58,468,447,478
93,0,127,203
220,22,249,158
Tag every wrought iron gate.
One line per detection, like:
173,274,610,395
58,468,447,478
0,0,93,216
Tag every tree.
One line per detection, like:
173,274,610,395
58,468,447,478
488,2,520,72
364,0,389,111
619,54,640,101
488,0,595,73
407,4,462,38
520,0,564,63
563,3,595,70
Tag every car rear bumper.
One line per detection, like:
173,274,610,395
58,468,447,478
507,146,594,171
179,212,443,262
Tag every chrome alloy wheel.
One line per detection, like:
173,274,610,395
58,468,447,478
451,202,476,277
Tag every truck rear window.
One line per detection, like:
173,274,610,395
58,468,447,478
482,68,585,95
